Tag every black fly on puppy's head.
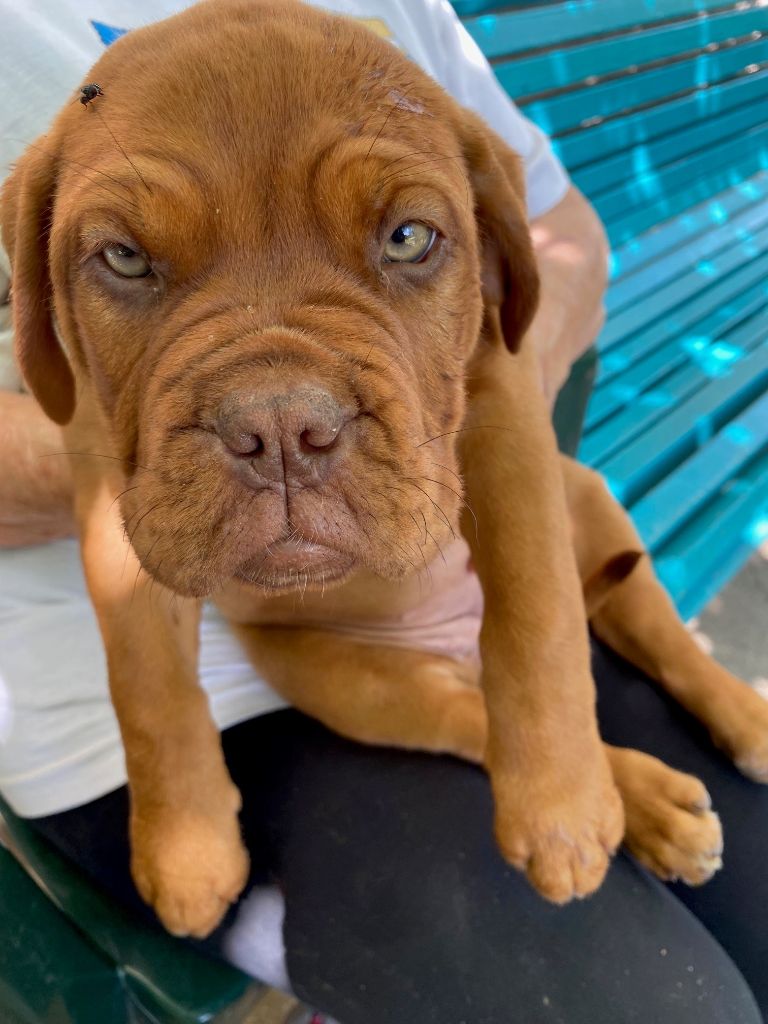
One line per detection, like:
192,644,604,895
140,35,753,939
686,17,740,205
79,83,104,108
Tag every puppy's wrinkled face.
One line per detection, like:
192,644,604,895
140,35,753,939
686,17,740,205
4,0,536,597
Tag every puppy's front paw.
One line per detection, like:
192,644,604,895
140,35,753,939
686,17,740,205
131,795,249,938
612,748,722,885
491,750,624,904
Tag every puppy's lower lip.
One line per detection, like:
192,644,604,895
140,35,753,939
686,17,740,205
235,540,354,585
269,539,332,558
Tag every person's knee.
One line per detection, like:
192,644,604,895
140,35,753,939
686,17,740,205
632,951,760,1024
248,724,762,1024
552,858,764,1024
288,843,762,1024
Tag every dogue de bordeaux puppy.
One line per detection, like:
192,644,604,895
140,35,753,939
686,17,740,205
4,0,768,939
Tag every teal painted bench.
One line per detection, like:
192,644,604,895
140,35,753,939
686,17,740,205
454,0,768,620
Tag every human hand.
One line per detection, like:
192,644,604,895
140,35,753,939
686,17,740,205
0,390,75,546
528,186,609,404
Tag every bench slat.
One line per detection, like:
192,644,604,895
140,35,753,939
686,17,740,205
655,446,768,617
631,390,768,550
587,346,694,431
574,98,768,200
607,140,768,245
606,197,768,313
555,69,768,170
589,274,768,429
460,0,751,59
600,255,768,383
598,341,768,502
452,0,543,17
600,219,768,349
582,312,768,466
676,533,762,619
518,38,768,136
610,173,768,280
594,122,768,230
493,7,767,97
583,364,712,466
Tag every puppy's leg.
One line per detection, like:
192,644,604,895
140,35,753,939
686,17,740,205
237,626,721,887
458,335,623,904
233,626,488,762
67,406,248,938
564,457,768,783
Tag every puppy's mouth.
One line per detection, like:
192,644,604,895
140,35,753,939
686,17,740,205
235,538,356,591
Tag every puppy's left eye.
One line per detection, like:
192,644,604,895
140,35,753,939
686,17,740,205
384,222,436,263
102,243,152,278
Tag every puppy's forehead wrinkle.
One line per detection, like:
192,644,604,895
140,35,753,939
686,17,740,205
65,27,461,255
138,152,216,195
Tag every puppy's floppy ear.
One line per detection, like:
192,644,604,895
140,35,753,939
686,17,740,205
583,550,644,617
0,137,76,424
459,110,540,353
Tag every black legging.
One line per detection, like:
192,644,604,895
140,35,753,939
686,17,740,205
28,641,767,1023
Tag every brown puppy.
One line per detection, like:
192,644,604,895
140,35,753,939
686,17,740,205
2,0,762,938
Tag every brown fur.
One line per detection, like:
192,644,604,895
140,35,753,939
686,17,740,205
2,0,764,937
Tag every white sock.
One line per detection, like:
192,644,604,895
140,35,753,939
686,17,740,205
221,884,291,993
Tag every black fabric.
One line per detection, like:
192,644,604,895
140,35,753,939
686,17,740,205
593,643,768,1012
29,641,766,1024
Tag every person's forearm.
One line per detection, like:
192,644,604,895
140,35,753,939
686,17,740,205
0,391,75,546
529,186,609,403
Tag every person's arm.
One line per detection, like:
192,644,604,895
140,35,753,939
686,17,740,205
0,249,74,546
0,390,75,547
529,184,609,403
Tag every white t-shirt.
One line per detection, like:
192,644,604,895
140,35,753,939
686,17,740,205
0,0,569,817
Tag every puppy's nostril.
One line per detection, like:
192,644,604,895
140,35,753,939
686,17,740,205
227,432,264,457
300,425,340,453
243,434,264,458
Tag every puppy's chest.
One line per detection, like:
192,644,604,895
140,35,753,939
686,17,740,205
215,539,484,662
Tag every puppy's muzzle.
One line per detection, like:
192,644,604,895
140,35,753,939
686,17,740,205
213,386,356,488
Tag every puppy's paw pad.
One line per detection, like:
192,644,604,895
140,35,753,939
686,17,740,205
645,843,723,887
135,847,249,938
491,746,624,904
496,797,623,903
132,811,250,938
666,773,712,813
155,891,231,939
734,744,768,784
705,678,768,784
525,838,611,904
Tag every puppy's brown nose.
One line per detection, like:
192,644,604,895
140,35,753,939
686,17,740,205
213,387,353,486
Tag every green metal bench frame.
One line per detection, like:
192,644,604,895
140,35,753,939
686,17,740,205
0,795,262,1024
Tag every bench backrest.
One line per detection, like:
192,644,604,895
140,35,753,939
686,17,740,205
454,0,768,248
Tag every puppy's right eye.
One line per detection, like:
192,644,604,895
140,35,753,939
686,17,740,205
102,243,152,278
383,222,436,263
